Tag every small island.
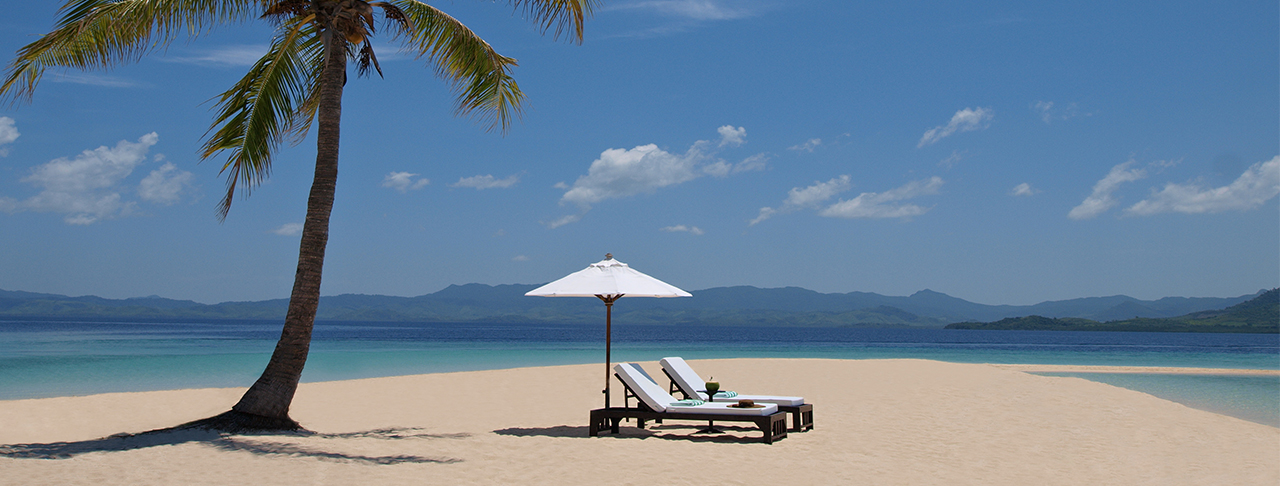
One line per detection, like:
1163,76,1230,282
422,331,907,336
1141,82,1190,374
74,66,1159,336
946,289,1278,333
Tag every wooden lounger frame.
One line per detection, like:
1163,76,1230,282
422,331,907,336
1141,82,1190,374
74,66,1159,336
589,373,789,444
662,368,815,432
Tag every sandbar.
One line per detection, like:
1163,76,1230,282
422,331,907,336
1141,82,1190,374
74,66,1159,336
1,359,1276,485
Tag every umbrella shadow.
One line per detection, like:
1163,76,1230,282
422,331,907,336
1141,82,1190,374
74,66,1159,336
0,425,465,464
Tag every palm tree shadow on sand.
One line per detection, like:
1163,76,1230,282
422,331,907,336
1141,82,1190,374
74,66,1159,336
0,420,467,464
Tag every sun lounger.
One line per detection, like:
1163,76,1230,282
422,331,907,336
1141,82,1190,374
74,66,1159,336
589,363,789,444
660,357,814,432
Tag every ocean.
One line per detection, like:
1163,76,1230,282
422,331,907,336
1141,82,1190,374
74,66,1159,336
1,319,1276,426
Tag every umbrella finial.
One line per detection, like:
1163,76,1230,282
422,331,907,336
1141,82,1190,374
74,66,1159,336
605,253,613,260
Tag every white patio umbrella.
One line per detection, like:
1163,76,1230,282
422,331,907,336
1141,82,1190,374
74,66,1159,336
526,254,691,408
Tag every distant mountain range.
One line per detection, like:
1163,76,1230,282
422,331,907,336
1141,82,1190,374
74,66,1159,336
946,288,1279,333
0,285,1267,329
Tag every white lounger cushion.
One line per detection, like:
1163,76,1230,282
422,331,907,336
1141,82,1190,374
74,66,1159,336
659,357,806,406
614,363,777,416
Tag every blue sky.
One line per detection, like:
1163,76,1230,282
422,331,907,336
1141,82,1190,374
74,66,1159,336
0,1,1276,306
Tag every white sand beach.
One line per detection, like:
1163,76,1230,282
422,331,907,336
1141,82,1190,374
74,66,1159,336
1,359,1276,485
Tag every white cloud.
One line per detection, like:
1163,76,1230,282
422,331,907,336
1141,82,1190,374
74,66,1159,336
164,45,267,66
138,162,195,205
451,174,519,189
938,150,966,168
703,153,769,177
1033,101,1055,123
13,133,158,224
1010,182,1037,197
1068,160,1149,220
50,73,138,88
272,222,303,236
545,214,582,229
1125,156,1280,216
0,117,18,156
1033,100,1083,124
614,0,760,20
512,255,530,262
820,177,944,219
750,175,852,225
717,125,746,147
560,143,705,208
552,127,757,228
660,224,704,235
382,172,429,192
789,138,821,152
918,107,993,148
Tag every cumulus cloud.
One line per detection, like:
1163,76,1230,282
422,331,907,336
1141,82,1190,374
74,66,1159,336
550,127,759,227
0,117,18,156
272,222,303,236
1125,156,1280,216
512,255,530,262
717,125,746,147
1010,182,1037,197
559,143,705,207
750,175,852,225
10,133,159,224
660,224,705,235
1068,160,1148,220
451,174,519,189
138,161,195,205
918,107,993,147
820,177,944,219
789,138,821,152
382,172,429,192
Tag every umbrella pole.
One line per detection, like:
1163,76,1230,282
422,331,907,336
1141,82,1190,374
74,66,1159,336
605,299,612,408
598,294,621,409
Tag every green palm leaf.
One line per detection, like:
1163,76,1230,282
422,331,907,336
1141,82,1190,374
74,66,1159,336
390,0,526,132
202,15,320,219
2,0,260,103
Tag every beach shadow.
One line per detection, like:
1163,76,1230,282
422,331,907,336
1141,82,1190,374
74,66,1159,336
492,424,773,444
493,425,606,438
0,426,465,464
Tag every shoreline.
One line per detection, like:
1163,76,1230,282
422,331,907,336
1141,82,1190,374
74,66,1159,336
991,364,1280,375
1,359,1276,485
2,360,1275,402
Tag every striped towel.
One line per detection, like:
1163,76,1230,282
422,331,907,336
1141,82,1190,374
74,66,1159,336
669,399,706,406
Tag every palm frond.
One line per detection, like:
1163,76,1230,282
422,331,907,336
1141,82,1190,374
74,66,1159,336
355,39,383,78
507,0,598,43
201,16,319,219
390,0,525,132
1,0,261,103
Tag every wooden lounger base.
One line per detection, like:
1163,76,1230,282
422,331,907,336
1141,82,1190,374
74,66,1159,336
778,404,814,432
589,407,788,444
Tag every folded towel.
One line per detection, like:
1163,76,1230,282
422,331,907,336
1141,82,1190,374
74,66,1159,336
669,399,705,407
714,391,738,399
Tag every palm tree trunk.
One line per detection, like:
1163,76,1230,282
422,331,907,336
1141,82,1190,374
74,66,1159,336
228,30,347,427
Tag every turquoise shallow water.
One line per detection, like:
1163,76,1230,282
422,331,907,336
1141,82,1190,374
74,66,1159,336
1035,373,1279,428
1,320,1276,426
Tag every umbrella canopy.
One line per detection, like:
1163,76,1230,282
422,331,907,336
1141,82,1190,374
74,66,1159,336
526,254,690,408
525,255,692,299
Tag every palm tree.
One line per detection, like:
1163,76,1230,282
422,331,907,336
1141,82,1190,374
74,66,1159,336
2,0,595,430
